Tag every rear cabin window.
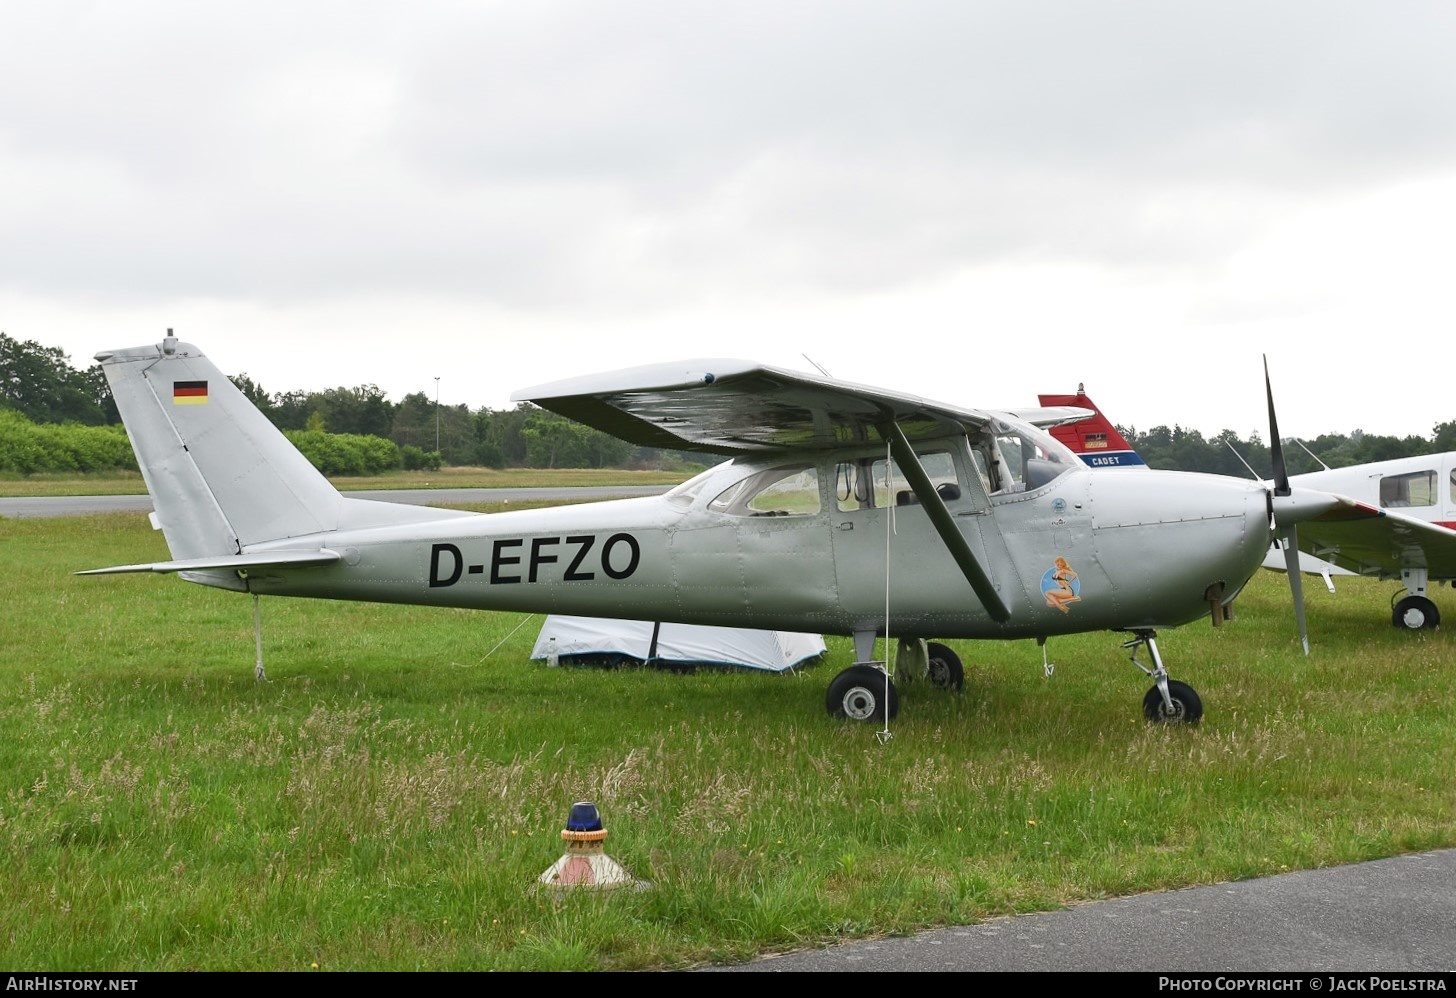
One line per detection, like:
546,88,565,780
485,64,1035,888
709,465,821,517
664,463,728,508
1380,470,1437,508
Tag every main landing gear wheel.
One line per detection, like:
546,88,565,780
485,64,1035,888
925,642,965,692
826,664,899,722
1392,594,1440,631
1142,680,1203,725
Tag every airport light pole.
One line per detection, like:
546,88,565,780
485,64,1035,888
434,377,440,454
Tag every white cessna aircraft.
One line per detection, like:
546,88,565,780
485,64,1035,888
79,334,1377,725
1040,386,1456,632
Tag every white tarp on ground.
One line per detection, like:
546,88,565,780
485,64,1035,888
530,615,826,673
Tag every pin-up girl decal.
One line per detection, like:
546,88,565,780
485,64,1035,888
1041,556,1081,613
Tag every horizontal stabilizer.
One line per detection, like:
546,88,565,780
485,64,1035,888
76,549,342,576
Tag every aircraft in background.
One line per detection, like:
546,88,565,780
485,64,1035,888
1036,385,1146,470
78,334,1374,728
1040,385,1456,632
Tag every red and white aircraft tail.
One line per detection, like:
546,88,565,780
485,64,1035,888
1036,385,1147,470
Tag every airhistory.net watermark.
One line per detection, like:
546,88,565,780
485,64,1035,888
5,979,138,991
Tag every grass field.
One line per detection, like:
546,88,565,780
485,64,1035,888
1,506,1453,971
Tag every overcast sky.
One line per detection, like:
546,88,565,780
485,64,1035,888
4,1,1455,441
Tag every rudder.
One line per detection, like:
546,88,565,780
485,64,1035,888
97,333,345,560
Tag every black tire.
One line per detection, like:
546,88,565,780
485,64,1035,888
924,642,965,692
1142,680,1203,724
826,664,899,722
1392,595,1440,631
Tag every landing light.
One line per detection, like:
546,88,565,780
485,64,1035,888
565,800,603,832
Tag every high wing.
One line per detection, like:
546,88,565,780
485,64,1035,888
511,359,1042,454
1288,508,1456,581
514,359,1091,623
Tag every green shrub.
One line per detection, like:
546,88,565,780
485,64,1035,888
0,410,137,474
400,445,442,471
284,430,402,476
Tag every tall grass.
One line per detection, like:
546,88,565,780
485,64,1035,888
1,511,1452,970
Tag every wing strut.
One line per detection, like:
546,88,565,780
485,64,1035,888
882,421,1011,623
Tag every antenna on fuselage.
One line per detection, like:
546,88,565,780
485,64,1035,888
1225,441,1262,482
802,354,833,378
1291,437,1331,471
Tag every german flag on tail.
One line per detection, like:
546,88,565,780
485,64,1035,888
173,380,209,405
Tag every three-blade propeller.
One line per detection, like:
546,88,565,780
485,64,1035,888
1264,356,1310,654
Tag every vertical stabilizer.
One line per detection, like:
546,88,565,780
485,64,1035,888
1037,386,1147,470
96,335,345,559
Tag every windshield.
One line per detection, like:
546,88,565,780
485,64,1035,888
972,420,1079,495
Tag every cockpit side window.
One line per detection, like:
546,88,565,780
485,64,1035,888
834,449,971,511
709,464,822,517
1379,470,1436,508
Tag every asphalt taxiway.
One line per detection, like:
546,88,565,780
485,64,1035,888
0,485,671,519
697,849,1456,973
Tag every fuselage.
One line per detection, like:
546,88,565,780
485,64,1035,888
238,436,1276,641
1289,452,1456,530
86,339,1306,646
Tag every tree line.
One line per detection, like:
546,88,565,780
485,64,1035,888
1114,421,1456,479
0,332,708,473
3,331,1454,477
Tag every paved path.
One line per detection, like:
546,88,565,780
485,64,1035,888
0,486,671,519
698,848,1456,973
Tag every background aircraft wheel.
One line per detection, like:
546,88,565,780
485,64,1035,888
826,665,899,722
1391,595,1440,631
924,642,965,692
1142,680,1203,724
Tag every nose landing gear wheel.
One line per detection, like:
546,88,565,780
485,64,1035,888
1142,680,1203,724
826,664,899,722
924,642,965,692
1392,594,1440,631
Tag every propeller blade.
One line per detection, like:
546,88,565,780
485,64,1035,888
1264,355,1290,496
1280,527,1310,655
1265,356,1308,653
